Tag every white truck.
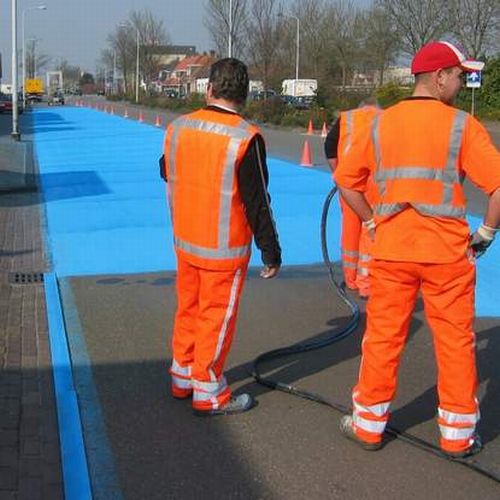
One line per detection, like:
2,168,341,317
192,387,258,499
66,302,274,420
282,79,317,97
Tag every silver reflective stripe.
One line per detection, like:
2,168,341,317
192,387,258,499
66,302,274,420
438,408,479,425
359,253,371,262
212,269,241,367
171,375,192,390
174,236,251,259
354,400,390,418
168,115,255,261
171,359,191,377
443,110,467,204
218,137,242,248
192,378,228,400
342,250,359,258
373,110,467,219
375,167,452,182
175,117,253,139
353,414,386,434
342,261,357,269
343,111,354,155
439,425,475,441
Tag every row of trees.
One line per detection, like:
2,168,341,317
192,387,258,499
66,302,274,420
205,0,499,90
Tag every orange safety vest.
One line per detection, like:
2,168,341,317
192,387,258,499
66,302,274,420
338,106,380,158
372,105,467,221
163,108,260,270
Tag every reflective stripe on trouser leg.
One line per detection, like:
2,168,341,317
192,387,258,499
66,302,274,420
355,226,373,296
353,260,420,442
340,196,362,289
192,264,247,411
171,257,200,396
352,399,391,443
419,256,478,453
170,359,193,397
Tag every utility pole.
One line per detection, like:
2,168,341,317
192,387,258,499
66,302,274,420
11,0,20,141
228,0,233,58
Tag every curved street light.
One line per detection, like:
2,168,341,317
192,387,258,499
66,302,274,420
22,5,47,109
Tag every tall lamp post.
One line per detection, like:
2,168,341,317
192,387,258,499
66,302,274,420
279,13,300,80
228,0,233,58
135,27,140,103
22,5,47,109
11,0,20,140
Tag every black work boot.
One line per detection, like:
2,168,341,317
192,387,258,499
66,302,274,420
444,433,483,459
194,393,256,417
339,415,383,451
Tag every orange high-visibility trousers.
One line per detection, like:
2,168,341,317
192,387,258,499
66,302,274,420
170,256,247,411
352,255,478,452
340,196,362,289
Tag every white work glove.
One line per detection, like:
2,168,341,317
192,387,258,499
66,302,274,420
470,224,498,258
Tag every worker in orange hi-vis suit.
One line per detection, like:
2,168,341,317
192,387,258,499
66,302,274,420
334,41,500,457
161,59,281,416
325,101,379,297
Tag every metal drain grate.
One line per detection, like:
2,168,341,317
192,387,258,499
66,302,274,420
8,272,45,285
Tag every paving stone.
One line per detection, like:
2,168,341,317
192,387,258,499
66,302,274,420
20,438,40,457
0,467,17,490
18,477,41,500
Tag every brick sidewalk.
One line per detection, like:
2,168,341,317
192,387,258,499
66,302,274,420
0,132,63,499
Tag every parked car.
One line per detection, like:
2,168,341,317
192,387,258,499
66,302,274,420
48,91,65,106
0,93,23,114
293,95,316,110
249,89,277,101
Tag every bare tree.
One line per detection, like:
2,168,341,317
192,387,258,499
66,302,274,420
106,24,136,93
245,0,284,89
128,9,170,84
25,40,50,79
325,0,361,89
204,0,247,58
360,6,400,85
449,0,500,58
376,0,451,55
54,59,82,87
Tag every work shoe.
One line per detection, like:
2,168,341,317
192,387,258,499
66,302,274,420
339,415,382,451
444,434,483,459
193,393,256,417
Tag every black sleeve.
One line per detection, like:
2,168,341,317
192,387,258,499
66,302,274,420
324,117,341,160
238,135,282,267
159,154,167,182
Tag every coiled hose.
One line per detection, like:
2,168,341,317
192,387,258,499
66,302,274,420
251,186,500,484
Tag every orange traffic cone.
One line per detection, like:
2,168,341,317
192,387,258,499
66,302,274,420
307,119,314,135
321,122,328,138
300,140,313,167
155,114,161,127
124,107,129,118
138,111,144,123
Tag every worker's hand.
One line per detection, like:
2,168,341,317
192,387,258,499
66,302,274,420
260,265,280,279
470,224,497,258
362,218,376,241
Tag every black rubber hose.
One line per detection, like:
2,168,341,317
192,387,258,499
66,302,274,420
251,186,500,484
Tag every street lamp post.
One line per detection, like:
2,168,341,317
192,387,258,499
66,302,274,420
22,5,47,109
11,0,20,140
135,27,140,103
228,0,233,58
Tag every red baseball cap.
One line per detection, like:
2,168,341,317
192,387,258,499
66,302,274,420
411,41,485,75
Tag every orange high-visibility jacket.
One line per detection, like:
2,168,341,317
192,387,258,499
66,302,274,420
163,108,260,270
371,105,467,221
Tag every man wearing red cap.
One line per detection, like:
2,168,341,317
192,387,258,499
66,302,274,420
334,40,500,457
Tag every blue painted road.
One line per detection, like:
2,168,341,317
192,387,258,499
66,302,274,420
34,107,499,316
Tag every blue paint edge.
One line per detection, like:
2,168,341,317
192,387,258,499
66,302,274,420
44,272,93,500
58,278,123,500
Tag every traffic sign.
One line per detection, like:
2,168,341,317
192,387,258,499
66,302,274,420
466,71,482,88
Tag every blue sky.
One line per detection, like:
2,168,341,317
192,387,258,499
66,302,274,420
0,0,221,80
0,0,371,83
